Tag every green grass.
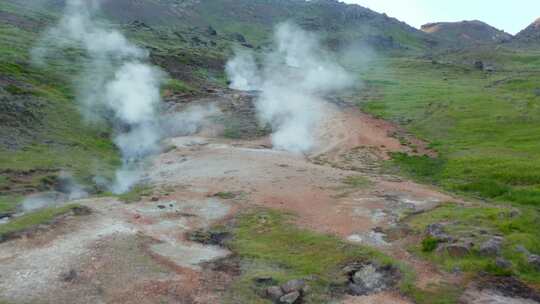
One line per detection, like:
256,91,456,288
421,237,440,252
359,55,540,205
0,195,22,214
0,204,82,240
161,78,197,95
223,209,399,303
408,203,540,284
222,209,468,303
407,283,463,304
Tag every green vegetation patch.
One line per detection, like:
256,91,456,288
360,56,540,205
0,195,22,214
161,78,197,95
223,209,398,303
0,204,84,240
408,203,540,284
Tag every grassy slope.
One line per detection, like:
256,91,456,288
358,49,540,205
221,209,461,304
408,203,540,285
0,3,120,211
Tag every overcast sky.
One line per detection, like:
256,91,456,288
342,0,540,35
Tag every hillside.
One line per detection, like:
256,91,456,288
421,20,512,47
515,17,540,44
7,0,437,51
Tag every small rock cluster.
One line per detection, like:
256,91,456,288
265,279,309,304
426,223,505,258
516,245,540,271
342,262,399,296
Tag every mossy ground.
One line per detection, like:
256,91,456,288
407,203,540,285
0,204,83,240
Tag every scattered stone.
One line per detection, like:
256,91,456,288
474,60,484,70
516,245,530,255
206,25,217,36
0,212,14,220
279,291,300,304
281,279,306,294
437,243,471,257
60,269,77,282
426,223,452,242
528,255,540,270
495,257,512,269
266,286,284,302
480,237,504,256
231,32,246,43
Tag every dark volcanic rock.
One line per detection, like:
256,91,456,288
479,236,504,256
528,254,540,270
266,286,284,302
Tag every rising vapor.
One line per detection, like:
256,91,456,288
226,22,354,153
32,0,163,193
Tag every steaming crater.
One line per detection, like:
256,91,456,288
226,22,354,154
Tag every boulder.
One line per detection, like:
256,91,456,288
480,237,504,256
426,223,452,242
266,286,284,302
528,254,540,270
474,60,484,70
350,264,387,295
207,25,217,36
279,291,300,304
281,279,306,294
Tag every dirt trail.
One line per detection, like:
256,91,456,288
0,93,459,303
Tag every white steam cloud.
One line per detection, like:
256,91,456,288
32,0,163,193
226,22,354,153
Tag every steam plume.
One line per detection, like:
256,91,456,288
32,0,163,193
226,22,354,153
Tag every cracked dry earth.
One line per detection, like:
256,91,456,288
0,92,465,304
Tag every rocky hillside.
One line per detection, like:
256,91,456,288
9,0,437,51
514,18,540,44
421,20,512,47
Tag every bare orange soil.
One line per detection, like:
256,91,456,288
0,96,460,303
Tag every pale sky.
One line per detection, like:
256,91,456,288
342,0,540,35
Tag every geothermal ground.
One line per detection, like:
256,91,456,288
0,92,509,303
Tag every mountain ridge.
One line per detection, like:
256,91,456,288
421,20,512,46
